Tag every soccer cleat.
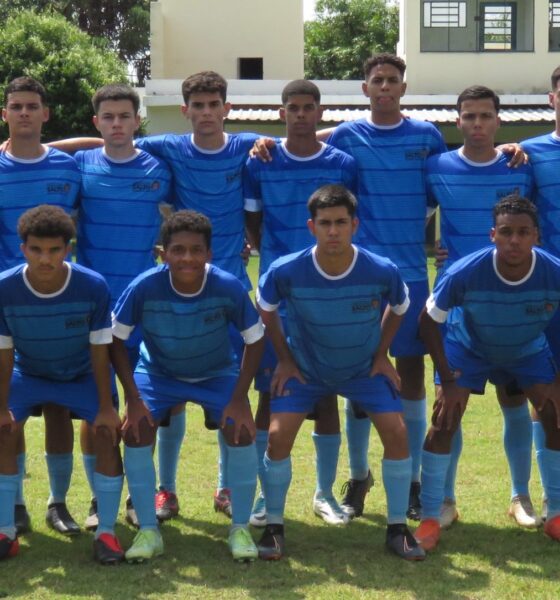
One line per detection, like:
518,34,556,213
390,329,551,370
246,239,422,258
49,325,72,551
340,470,374,518
155,489,179,522
0,534,19,560
386,523,426,561
84,498,99,531
125,496,139,528
228,526,258,562
46,502,80,536
213,488,232,518
544,514,560,540
125,529,164,563
313,493,349,526
93,533,124,565
440,497,459,529
258,524,285,560
15,504,31,536
406,481,422,521
414,518,441,551
249,493,266,528
508,494,542,529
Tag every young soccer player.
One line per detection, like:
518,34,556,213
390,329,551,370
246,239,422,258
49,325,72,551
111,210,264,563
415,196,560,552
0,205,123,564
256,184,425,561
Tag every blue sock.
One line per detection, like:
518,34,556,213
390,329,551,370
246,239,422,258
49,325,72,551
94,472,123,537
402,398,426,482
383,457,412,524
533,420,547,495
15,453,25,505
345,398,371,480
443,426,463,500
82,454,96,496
227,443,257,526
157,411,186,493
124,445,157,529
312,432,340,498
46,453,73,504
501,403,532,497
217,430,229,489
263,453,292,525
255,429,268,489
420,450,451,519
0,474,18,540
542,448,560,518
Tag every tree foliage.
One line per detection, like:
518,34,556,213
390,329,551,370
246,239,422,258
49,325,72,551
305,0,399,80
0,11,128,140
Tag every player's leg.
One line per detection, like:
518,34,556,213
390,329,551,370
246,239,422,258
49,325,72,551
80,419,99,530
0,421,22,560
14,428,30,536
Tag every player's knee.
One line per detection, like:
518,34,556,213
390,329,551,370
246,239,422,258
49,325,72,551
538,401,560,450
94,425,120,446
123,417,156,448
0,425,19,453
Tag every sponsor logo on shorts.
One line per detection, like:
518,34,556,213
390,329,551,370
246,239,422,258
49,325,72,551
47,183,72,194
65,315,89,329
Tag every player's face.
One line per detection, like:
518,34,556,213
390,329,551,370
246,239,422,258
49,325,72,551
548,82,560,119
491,213,538,270
2,91,49,138
457,98,500,149
362,64,406,116
308,205,358,256
162,230,211,294
93,99,140,149
279,94,323,137
21,235,70,291
181,92,231,138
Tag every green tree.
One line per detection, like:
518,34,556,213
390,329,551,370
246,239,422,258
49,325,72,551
305,0,399,80
0,10,128,140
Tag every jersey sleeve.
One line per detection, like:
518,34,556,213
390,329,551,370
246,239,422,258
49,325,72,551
426,269,463,323
429,126,448,156
226,279,265,344
256,264,282,312
134,135,169,160
0,304,13,349
243,157,263,212
89,278,113,345
112,281,142,340
341,154,359,195
385,262,410,316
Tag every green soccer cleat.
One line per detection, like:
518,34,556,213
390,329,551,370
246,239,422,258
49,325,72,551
125,528,164,563
228,526,258,562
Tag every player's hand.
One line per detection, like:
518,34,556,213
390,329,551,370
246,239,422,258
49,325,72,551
271,358,306,398
240,241,251,266
0,408,16,433
497,142,528,168
249,137,276,162
92,407,122,446
434,240,449,270
433,380,466,431
122,396,154,443
0,138,11,153
221,397,256,444
529,377,560,428
370,354,401,391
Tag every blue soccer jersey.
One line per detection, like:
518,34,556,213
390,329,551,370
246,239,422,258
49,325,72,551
257,245,410,386
426,149,535,271
427,246,560,364
0,147,80,270
0,263,112,380
135,133,259,289
112,263,264,380
74,148,173,305
328,118,447,282
244,141,358,276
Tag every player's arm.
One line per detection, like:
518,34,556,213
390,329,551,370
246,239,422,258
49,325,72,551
370,305,404,390
0,348,15,431
245,210,262,251
90,343,121,444
48,137,104,153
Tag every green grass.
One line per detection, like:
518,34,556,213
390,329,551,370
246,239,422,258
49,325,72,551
6,257,560,599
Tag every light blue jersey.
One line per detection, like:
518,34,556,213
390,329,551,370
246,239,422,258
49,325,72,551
0,262,112,381
135,133,259,289
244,141,358,276
427,149,534,271
328,118,446,282
112,263,264,380
74,148,173,305
427,246,560,365
0,147,80,270
257,245,410,386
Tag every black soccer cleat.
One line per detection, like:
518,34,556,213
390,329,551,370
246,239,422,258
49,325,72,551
46,502,80,536
93,533,124,565
407,481,422,521
340,470,374,518
386,523,426,561
257,524,285,560
15,504,31,536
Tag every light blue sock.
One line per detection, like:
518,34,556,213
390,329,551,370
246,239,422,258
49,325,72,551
344,398,371,480
501,403,532,497
263,453,292,525
46,453,73,504
157,411,186,493
82,453,96,496
124,445,157,529
15,453,25,505
402,398,426,482
255,429,268,488
542,448,560,518
227,443,257,526
0,474,18,540
312,432,340,498
94,472,124,537
443,426,463,500
420,450,451,519
217,430,229,489
533,420,547,496
383,457,412,524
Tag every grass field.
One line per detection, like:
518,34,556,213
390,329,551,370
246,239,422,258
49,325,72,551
4,257,560,599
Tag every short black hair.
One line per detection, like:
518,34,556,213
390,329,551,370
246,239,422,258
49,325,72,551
307,184,358,219
92,84,140,114
281,80,321,104
551,66,560,91
160,210,212,249
17,205,75,244
4,76,47,106
456,85,500,113
363,53,406,80
181,71,227,104
493,195,538,228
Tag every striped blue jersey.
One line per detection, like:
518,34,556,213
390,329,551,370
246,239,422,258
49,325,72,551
74,148,173,306
135,132,259,289
426,149,534,271
0,147,80,270
328,118,447,282
257,245,409,386
112,263,264,380
244,141,358,275
0,263,112,380
427,246,560,364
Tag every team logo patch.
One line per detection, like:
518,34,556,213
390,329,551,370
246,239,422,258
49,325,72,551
151,181,161,191
525,303,552,315
545,303,555,313
371,299,380,309
47,183,72,194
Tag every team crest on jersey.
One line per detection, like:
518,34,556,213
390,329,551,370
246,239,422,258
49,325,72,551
47,183,72,194
525,303,554,315
405,149,429,161
65,315,89,329
371,299,380,309
545,303,555,313
226,170,241,183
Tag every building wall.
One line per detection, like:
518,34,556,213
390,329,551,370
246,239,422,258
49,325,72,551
150,0,304,80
